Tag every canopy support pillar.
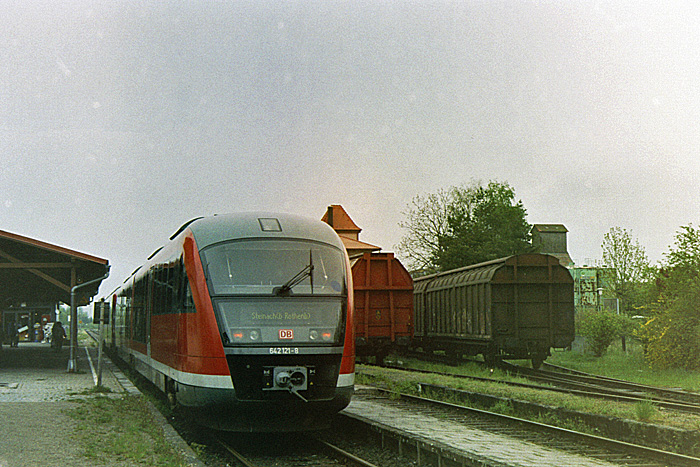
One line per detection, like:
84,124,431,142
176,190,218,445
68,266,110,373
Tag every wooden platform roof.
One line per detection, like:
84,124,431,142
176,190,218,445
0,229,108,306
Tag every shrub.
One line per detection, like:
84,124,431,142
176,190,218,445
639,224,700,370
638,294,700,370
578,309,631,357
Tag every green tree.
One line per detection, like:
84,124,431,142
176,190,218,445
437,181,532,270
663,224,700,294
397,181,533,272
639,224,700,370
600,227,653,313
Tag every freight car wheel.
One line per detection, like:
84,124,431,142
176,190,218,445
531,353,546,370
482,352,499,367
374,350,388,365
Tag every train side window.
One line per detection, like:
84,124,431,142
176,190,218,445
150,265,161,315
121,288,132,344
164,262,174,314
173,256,184,313
169,259,177,314
174,257,194,314
184,283,196,313
133,275,148,343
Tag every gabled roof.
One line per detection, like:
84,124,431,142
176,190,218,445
321,205,381,258
0,229,108,306
321,205,361,233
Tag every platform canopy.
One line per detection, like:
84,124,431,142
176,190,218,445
0,229,108,307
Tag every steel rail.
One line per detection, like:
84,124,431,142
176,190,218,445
316,439,380,467
217,438,259,467
542,361,700,403
506,361,700,406
216,436,379,467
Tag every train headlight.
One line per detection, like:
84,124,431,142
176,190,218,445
231,329,261,341
309,329,333,341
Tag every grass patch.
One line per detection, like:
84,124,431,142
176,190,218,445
357,350,700,432
634,399,658,422
78,328,98,347
489,399,516,416
65,395,186,466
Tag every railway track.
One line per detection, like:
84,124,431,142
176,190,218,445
504,361,700,410
215,434,381,467
349,386,700,467
541,362,700,402
377,360,700,415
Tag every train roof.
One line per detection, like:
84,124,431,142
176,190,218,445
179,212,346,250
413,253,569,283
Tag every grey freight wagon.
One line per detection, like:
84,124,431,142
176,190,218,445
413,254,575,368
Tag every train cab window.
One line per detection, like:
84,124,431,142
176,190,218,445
200,239,345,297
200,239,347,347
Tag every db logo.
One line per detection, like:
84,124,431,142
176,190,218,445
279,329,294,339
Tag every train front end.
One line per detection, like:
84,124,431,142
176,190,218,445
184,214,354,431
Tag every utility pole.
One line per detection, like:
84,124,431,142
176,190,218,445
97,298,105,387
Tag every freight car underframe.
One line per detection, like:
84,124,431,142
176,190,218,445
356,335,412,363
403,335,553,369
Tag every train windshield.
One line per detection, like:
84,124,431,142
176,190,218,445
201,239,346,296
201,239,347,346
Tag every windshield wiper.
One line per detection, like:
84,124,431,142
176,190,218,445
273,251,314,296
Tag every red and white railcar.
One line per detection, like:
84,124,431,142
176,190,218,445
105,213,354,431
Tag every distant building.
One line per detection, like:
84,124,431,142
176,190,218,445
531,224,618,314
531,224,575,268
321,205,381,259
570,267,617,313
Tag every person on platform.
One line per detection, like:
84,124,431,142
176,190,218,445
51,321,66,351
10,323,19,347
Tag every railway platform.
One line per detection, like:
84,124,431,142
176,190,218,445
0,341,203,467
343,388,619,467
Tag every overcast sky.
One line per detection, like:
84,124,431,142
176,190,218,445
2,1,699,296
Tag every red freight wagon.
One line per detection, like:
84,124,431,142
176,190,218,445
351,252,413,362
